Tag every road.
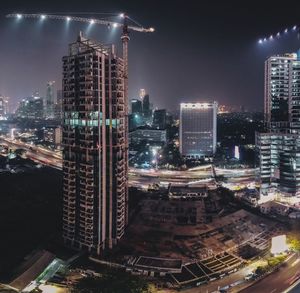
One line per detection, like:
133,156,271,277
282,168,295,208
176,254,300,293
0,137,62,169
129,166,256,189
239,253,300,293
287,279,300,292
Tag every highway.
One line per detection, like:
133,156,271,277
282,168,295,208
0,137,62,169
0,136,256,188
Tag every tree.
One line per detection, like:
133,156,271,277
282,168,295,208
72,271,157,293
288,237,300,252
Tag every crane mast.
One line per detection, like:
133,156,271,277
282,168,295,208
121,22,129,225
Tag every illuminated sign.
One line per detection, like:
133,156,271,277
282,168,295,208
271,235,288,255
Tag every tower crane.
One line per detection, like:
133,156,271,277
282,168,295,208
6,13,154,225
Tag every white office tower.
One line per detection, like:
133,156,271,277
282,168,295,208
256,50,300,196
264,54,296,126
179,102,217,158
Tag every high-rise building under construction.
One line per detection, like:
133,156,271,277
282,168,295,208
62,33,128,254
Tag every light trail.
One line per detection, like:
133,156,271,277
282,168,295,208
0,136,256,188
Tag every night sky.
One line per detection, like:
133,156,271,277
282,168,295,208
1,0,300,111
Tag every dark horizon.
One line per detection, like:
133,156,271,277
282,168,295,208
1,0,300,111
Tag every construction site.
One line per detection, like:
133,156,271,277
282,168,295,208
113,185,286,288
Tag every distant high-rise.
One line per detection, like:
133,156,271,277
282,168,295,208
139,88,146,99
142,94,151,118
180,102,217,157
152,109,166,129
130,98,143,130
138,88,151,118
0,96,9,119
16,93,44,120
54,89,63,121
46,81,55,119
62,34,128,254
131,99,142,114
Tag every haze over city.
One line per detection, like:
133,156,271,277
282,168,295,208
1,0,300,110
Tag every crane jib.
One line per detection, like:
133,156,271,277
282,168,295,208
6,13,154,33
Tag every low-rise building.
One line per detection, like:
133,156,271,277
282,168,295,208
259,201,290,216
129,126,167,144
168,186,208,199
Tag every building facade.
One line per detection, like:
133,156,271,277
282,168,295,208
0,96,9,119
129,126,167,144
62,34,128,254
131,99,142,115
139,88,151,119
45,81,55,119
152,109,166,130
54,89,63,121
256,132,300,196
16,94,44,119
264,54,295,126
179,102,217,158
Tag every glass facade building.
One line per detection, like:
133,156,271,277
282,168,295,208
256,132,300,196
264,54,295,125
179,102,217,157
152,109,167,130
131,99,142,115
16,95,44,119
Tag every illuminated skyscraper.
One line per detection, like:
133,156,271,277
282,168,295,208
264,54,292,125
179,102,217,157
256,50,300,196
139,89,151,118
62,34,128,254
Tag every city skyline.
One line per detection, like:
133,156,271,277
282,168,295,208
2,0,300,111
3,2,300,292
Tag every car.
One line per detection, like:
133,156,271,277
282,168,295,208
245,273,255,281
